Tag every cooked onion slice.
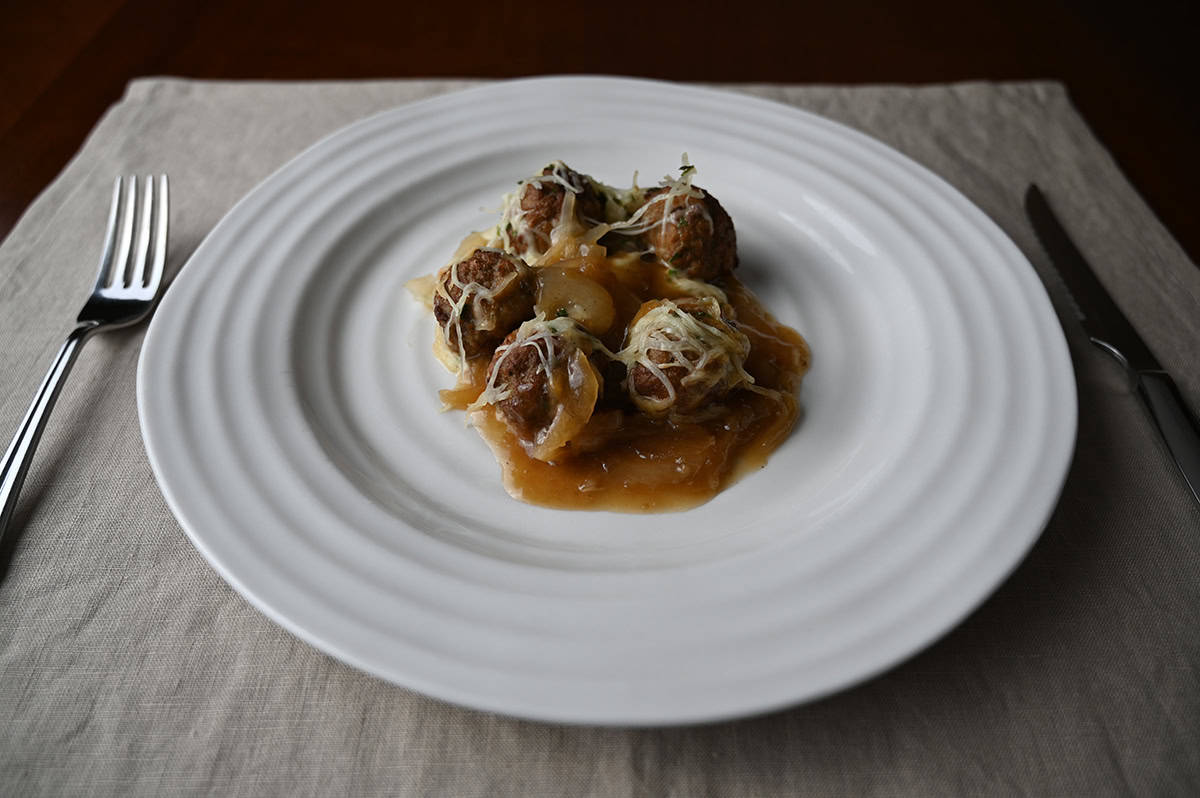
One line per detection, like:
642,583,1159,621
529,349,601,461
536,266,616,335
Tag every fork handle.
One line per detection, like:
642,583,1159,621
0,324,96,543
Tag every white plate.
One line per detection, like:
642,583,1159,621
138,76,1075,725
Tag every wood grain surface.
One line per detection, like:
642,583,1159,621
1,0,1196,261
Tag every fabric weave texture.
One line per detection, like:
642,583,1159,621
1,79,1197,796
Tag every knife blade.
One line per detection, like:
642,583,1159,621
1025,184,1200,505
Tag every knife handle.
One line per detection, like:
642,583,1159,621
1137,370,1200,505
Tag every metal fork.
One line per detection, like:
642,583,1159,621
0,175,168,543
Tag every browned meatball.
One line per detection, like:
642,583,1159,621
507,163,607,257
488,329,556,441
433,248,534,360
482,321,605,458
625,298,750,417
639,187,737,282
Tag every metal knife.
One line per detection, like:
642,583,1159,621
1025,184,1200,505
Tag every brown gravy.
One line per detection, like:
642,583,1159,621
440,256,810,512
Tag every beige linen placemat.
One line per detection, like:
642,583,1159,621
1,79,1198,796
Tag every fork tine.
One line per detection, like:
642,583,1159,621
93,177,126,292
106,176,138,289
145,175,169,293
129,176,153,289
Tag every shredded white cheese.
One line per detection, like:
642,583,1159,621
605,153,710,247
469,315,607,412
431,248,527,374
497,161,615,262
619,297,754,414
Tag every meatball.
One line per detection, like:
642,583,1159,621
433,248,534,360
488,328,556,441
503,162,607,259
480,320,603,459
639,186,737,282
625,297,751,417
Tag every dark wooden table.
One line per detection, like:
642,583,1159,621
2,0,1196,262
